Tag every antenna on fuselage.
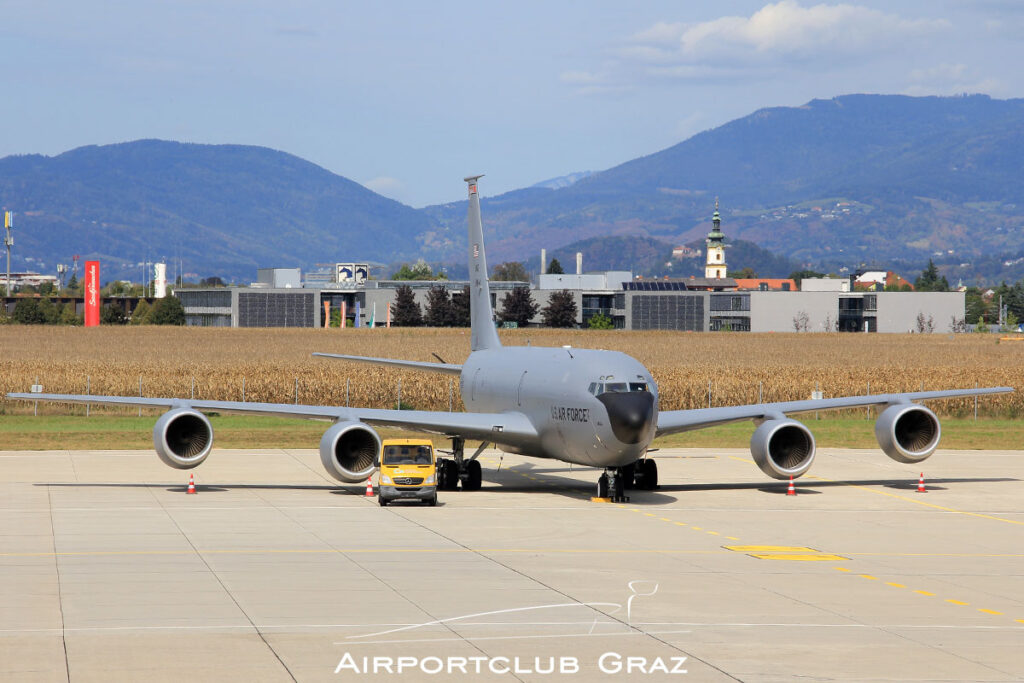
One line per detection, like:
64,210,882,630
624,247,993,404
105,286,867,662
465,175,501,352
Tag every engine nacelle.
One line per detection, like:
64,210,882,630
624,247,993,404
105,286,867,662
319,421,381,483
153,408,213,469
875,404,941,463
751,419,816,480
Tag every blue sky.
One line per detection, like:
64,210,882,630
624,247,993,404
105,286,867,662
1,1,1022,207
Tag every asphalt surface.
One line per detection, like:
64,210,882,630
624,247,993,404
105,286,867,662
1,445,1022,682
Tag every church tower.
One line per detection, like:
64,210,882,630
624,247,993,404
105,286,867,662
705,199,726,279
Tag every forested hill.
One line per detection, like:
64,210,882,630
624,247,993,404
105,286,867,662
423,94,1024,276
0,140,437,281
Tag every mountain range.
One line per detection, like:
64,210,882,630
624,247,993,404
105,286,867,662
2,94,1023,284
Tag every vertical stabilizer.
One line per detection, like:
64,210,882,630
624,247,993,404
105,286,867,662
465,175,501,351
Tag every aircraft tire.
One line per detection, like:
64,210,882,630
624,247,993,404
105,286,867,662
621,463,635,490
639,459,658,490
466,460,482,491
597,473,609,499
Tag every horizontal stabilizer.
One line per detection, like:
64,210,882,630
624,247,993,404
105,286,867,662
312,352,462,375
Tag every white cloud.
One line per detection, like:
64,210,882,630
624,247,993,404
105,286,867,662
624,1,950,70
904,63,1003,97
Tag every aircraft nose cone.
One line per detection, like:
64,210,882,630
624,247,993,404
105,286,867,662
597,391,655,445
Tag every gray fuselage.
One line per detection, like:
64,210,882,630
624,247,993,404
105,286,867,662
460,345,658,467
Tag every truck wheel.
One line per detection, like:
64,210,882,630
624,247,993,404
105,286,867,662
379,495,388,507
426,495,437,507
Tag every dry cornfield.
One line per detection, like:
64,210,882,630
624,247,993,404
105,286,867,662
1,326,1021,418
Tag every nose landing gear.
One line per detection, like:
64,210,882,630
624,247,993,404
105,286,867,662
597,468,629,502
596,459,658,502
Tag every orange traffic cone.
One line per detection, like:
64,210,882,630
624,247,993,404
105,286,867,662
916,472,927,494
365,476,374,497
786,476,796,496
186,473,196,494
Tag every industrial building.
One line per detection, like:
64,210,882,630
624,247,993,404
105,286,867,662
177,208,965,333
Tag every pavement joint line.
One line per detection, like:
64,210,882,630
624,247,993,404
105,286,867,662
806,474,1024,526
0,547,732,558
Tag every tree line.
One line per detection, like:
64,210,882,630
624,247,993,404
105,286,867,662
0,295,186,326
390,284,581,328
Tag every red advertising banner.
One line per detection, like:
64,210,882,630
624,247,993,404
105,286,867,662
84,260,100,327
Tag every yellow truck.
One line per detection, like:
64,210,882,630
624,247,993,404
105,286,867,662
375,438,438,507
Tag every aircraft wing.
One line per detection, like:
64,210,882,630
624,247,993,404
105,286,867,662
312,352,462,375
6,393,534,443
655,387,1013,437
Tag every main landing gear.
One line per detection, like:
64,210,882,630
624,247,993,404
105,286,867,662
597,459,658,502
436,437,485,491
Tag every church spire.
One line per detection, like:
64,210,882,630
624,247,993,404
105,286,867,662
705,198,727,279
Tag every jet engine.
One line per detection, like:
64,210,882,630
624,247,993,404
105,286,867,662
874,404,941,463
153,408,213,469
751,419,816,479
319,421,381,483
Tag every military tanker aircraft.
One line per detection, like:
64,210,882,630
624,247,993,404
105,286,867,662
10,176,1012,500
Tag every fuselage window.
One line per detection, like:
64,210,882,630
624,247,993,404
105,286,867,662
588,382,599,395
629,383,649,392
604,382,629,393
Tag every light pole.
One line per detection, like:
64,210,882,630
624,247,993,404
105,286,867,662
4,211,12,297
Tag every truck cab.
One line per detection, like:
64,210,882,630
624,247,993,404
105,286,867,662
376,438,438,507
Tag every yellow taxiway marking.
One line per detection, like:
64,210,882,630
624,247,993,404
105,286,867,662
725,536,740,541
834,567,852,572
886,582,906,588
806,474,1024,527
706,531,720,536
727,545,847,561
751,553,849,561
914,590,936,596
674,522,688,527
725,545,816,553
1016,619,1024,625
690,526,703,530
659,517,672,522
859,574,879,580
946,599,970,606
978,608,1003,615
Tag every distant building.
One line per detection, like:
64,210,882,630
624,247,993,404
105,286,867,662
854,270,914,291
734,278,796,292
801,277,851,292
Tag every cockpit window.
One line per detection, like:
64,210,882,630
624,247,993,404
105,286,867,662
591,381,651,395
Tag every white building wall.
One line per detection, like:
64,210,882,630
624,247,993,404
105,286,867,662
749,292,844,332
875,292,964,333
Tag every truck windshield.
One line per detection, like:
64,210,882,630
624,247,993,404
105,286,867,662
382,445,432,465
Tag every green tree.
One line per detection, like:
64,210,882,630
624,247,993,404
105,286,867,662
727,267,757,279
587,312,614,329
390,284,422,326
392,259,441,281
38,298,60,324
130,299,152,324
914,259,949,292
547,258,564,275
498,287,538,326
66,272,79,293
13,298,46,324
148,296,186,325
38,281,55,296
58,303,82,325
200,276,226,287
100,303,128,325
423,285,452,327
450,285,471,327
788,270,826,287
492,261,529,282
542,290,577,328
